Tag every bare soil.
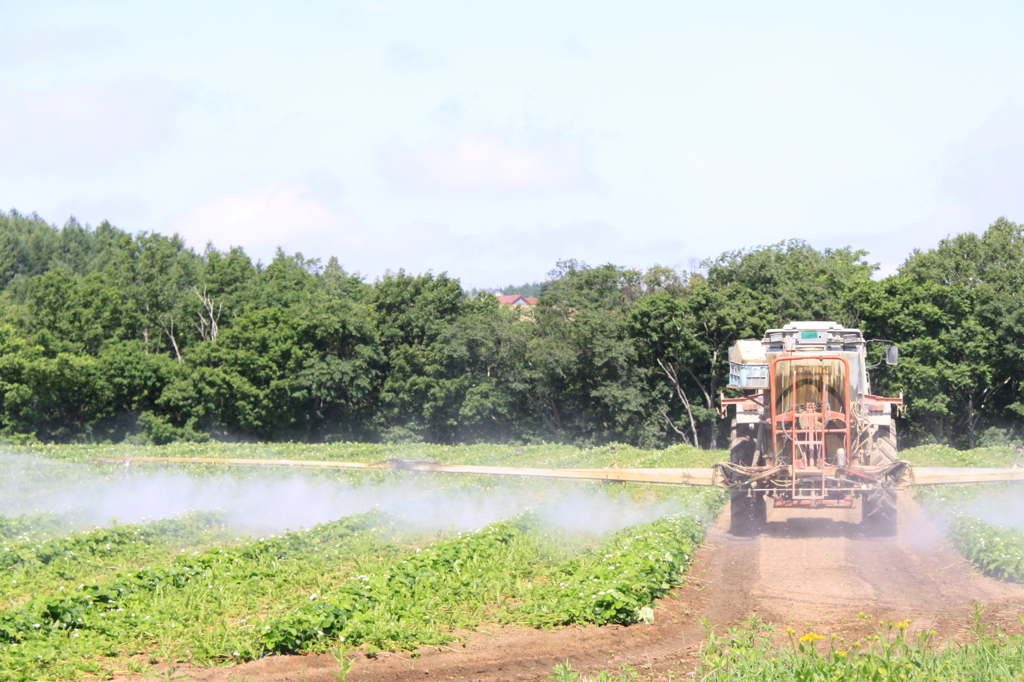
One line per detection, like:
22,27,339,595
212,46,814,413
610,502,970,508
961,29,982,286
120,494,1024,682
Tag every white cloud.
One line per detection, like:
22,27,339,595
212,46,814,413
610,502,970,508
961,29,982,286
381,130,600,197
0,79,183,174
169,183,357,257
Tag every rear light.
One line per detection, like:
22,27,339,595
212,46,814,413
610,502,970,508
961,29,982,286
867,404,886,413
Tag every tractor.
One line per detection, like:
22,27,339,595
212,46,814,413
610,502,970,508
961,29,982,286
719,321,904,536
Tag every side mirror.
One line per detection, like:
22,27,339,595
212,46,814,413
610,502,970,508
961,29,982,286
886,345,899,366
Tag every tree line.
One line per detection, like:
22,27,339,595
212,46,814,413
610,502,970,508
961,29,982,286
0,209,1021,449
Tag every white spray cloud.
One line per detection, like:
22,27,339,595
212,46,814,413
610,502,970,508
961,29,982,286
944,486,1024,532
0,454,687,536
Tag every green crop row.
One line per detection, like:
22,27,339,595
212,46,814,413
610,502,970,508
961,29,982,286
0,445,725,680
0,511,227,575
0,512,370,644
0,512,410,680
521,513,706,626
0,512,73,542
261,513,551,654
0,511,234,615
898,444,1021,468
262,508,711,656
13,440,1015,471
912,483,1024,585
947,516,1024,583
0,500,714,681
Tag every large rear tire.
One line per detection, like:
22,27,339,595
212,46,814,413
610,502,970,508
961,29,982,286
730,421,757,465
862,488,898,537
868,425,899,465
729,420,765,536
730,490,766,536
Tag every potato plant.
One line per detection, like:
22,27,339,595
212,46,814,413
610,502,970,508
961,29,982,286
520,513,706,626
947,516,1024,583
260,503,717,656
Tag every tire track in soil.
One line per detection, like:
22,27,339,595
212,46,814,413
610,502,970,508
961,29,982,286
125,496,1024,682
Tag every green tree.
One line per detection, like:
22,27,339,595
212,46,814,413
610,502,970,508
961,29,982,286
369,270,466,442
531,261,653,446
106,231,201,361
862,218,1024,447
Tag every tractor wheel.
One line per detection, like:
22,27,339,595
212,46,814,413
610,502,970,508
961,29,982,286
730,490,766,536
868,425,899,465
862,488,898,537
730,421,757,466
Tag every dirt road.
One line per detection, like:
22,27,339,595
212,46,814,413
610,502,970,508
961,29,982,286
144,496,1024,682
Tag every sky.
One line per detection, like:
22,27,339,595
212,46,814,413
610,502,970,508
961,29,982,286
2,1,1024,288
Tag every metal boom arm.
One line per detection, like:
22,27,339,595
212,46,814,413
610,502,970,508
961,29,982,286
93,457,1024,488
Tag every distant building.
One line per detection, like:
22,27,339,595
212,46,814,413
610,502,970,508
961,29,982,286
497,294,538,306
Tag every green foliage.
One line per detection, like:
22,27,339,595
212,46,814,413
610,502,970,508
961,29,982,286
499,281,543,298
899,443,1020,468
916,489,1024,588
9,440,728,469
947,516,1024,583
520,513,706,626
0,510,400,679
0,512,71,542
862,218,1024,448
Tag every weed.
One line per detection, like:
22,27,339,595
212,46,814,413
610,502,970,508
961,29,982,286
146,667,188,681
328,645,355,681
551,660,580,682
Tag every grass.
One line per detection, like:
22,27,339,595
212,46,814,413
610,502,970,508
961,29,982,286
560,608,1024,681
8,440,728,468
691,611,1024,681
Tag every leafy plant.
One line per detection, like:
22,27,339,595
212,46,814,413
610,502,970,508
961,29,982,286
947,515,1024,583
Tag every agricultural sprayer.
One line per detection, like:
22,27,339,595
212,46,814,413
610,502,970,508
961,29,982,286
719,321,905,535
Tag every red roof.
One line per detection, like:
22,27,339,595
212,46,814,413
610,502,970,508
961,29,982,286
497,295,538,306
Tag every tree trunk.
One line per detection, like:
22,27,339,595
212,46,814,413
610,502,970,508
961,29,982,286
708,364,719,450
656,358,700,446
966,395,977,449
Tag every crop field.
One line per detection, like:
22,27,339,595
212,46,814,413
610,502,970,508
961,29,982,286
0,443,725,681
1,442,1023,681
